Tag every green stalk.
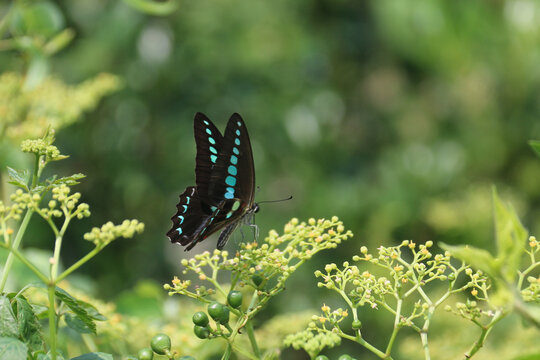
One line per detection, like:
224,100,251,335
56,246,100,283
385,299,402,356
0,208,34,291
0,242,48,283
245,321,260,359
48,285,57,360
221,343,232,360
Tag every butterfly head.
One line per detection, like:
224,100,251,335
252,203,260,213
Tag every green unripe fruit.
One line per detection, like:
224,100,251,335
150,333,171,355
208,302,225,321
137,348,153,360
315,356,329,360
10,1,64,37
352,320,362,329
251,274,263,287
227,290,243,308
338,355,353,360
218,306,230,324
192,311,209,326
194,325,210,339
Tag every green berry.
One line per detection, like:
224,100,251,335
352,320,362,329
192,311,209,326
315,356,329,360
251,274,263,287
137,348,153,360
227,290,243,308
218,306,230,324
207,302,225,321
150,333,171,355
194,325,210,339
338,355,353,360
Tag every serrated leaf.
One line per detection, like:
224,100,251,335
0,337,27,360
528,140,540,158
70,352,113,360
64,314,93,334
7,167,29,190
440,243,499,278
0,296,18,337
77,301,106,321
24,285,98,334
492,188,527,282
54,288,96,335
52,173,86,186
12,295,43,351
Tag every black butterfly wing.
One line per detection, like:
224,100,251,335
194,112,224,203
208,113,256,207
167,113,256,250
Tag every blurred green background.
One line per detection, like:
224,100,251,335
1,0,540,357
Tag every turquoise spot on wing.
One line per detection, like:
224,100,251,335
233,147,239,155
230,155,238,164
232,200,240,211
237,121,242,126
226,211,233,219
226,186,235,193
186,196,190,204
182,205,188,213
208,137,216,145
224,192,234,199
226,176,236,186
204,120,209,125
235,129,241,136
235,138,240,145
209,146,218,154
211,155,217,163
228,165,237,176
177,227,183,235
178,215,184,224
206,128,212,135
210,206,217,212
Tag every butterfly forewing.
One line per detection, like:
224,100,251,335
194,112,224,204
208,113,255,209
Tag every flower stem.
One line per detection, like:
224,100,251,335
0,208,34,291
48,284,57,360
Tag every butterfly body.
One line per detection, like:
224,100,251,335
167,113,258,250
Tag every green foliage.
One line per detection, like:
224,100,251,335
0,131,144,360
164,217,352,358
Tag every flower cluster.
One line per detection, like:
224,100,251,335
284,327,341,358
0,72,121,142
166,217,352,302
84,220,144,248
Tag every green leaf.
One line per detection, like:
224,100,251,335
0,296,18,337
528,140,540,158
6,167,29,190
52,173,86,186
492,187,527,282
12,295,43,351
70,352,113,360
122,0,179,15
27,284,99,335
54,288,96,335
440,243,499,278
64,314,93,334
0,337,27,360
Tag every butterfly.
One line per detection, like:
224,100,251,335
167,112,259,250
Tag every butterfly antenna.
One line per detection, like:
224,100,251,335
257,195,293,205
